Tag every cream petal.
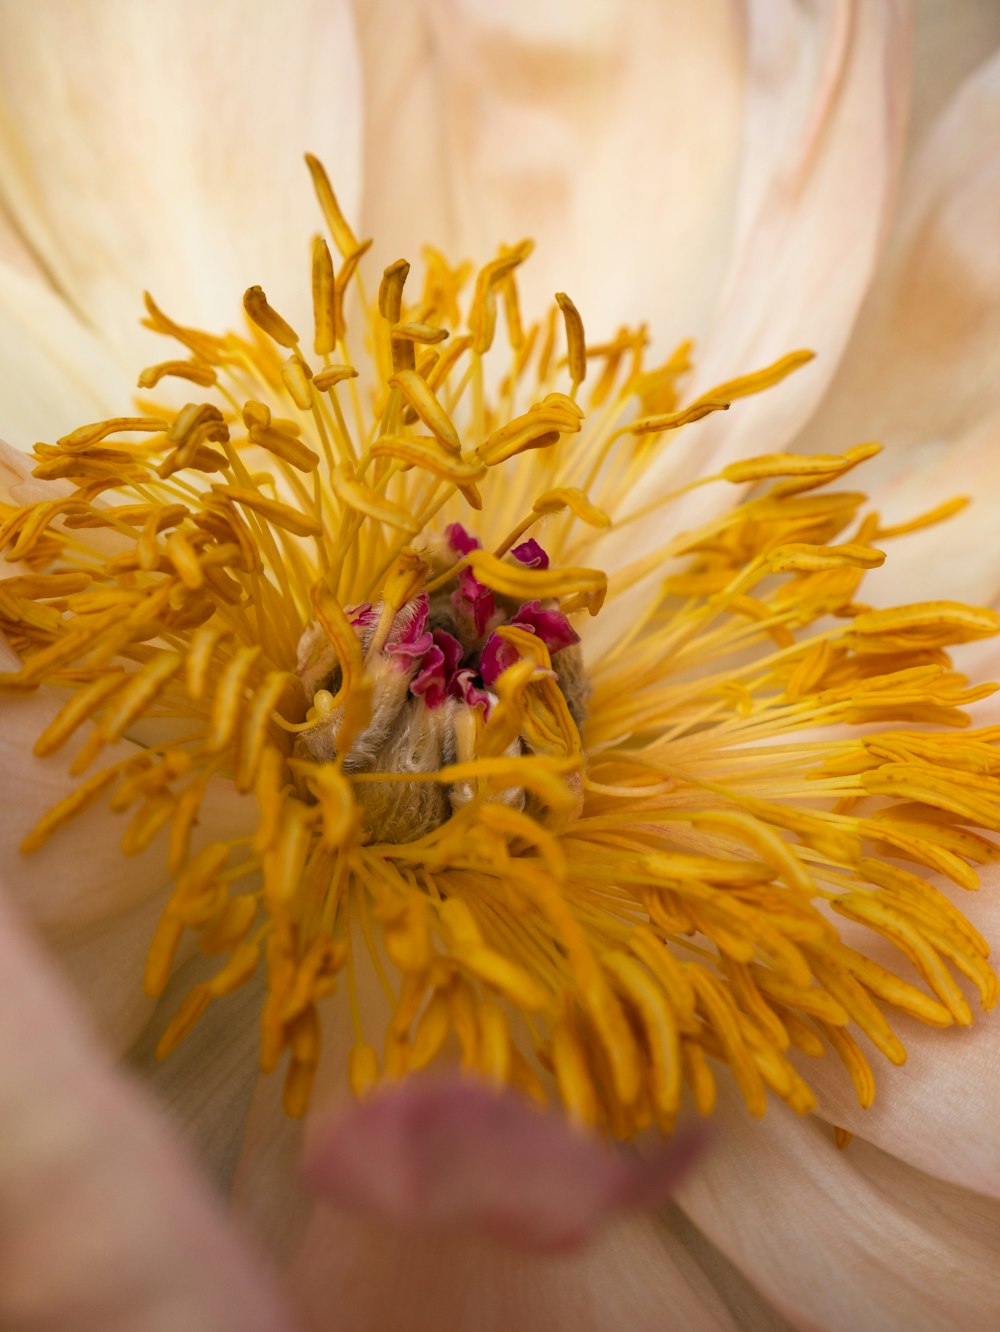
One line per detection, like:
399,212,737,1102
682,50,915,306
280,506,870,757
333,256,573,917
0,890,294,1331
0,435,70,503
0,0,363,354
674,1083,1000,1332
353,0,745,347
0,265,125,449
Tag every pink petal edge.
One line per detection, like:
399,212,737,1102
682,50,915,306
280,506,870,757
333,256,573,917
303,1076,706,1253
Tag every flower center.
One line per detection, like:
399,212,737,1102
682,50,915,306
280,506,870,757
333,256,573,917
2,155,998,1133
292,520,589,845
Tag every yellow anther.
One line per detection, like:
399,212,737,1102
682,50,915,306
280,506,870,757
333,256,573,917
137,360,217,390
766,542,886,572
236,671,292,793
551,1018,600,1127
207,644,262,752
311,235,337,356
722,442,882,484
555,291,586,386
850,601,1000,644
31,672,124,757
248,422,319,472
370,434,486,485
533,486,611,527
211,485,323,538
466,548,606,606
142,290,228,361
99,651,182,743
331,465,421,534
476,399,582,466
388,370,461,453
693,348,815,406
378,259,410,325
281,354,314,410
313,364,359,392
165,529,204,588
469,240,533,354
56,416,168,452
305,151,359,258
302,763,360,848
243,285,299,349
20,767,119,854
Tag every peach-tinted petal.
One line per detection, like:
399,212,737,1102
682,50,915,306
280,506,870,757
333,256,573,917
0,629,254,932
0,680,171,928
909,0,1000,150
129,962,264,1191
304,1078,704,1251
354,0,745,347
661,0,912,490
798,37,1000,609
287,1204,743,1332
0,0,363,356
587,0,911,636
674,1083,1000,1332
0,675,253,930
796,44,1000,487
0,889,294,1331
803,858,1000,1200
53,892,162,1054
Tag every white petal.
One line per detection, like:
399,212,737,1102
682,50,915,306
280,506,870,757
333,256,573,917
0,0,363,355
354,0,745,347
675,1083,1000,1331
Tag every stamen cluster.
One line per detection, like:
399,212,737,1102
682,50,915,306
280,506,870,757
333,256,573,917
1,156,997,1133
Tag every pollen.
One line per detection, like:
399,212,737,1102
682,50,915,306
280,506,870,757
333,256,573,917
2,155,998,1132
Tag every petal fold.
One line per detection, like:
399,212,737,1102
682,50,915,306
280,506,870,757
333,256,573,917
675,1082,1000,1332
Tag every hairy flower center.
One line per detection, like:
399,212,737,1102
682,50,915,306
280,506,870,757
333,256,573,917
2,155,998,1133
291,520,589,845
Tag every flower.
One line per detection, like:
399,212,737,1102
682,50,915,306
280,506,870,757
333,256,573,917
1,2,1000,1332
